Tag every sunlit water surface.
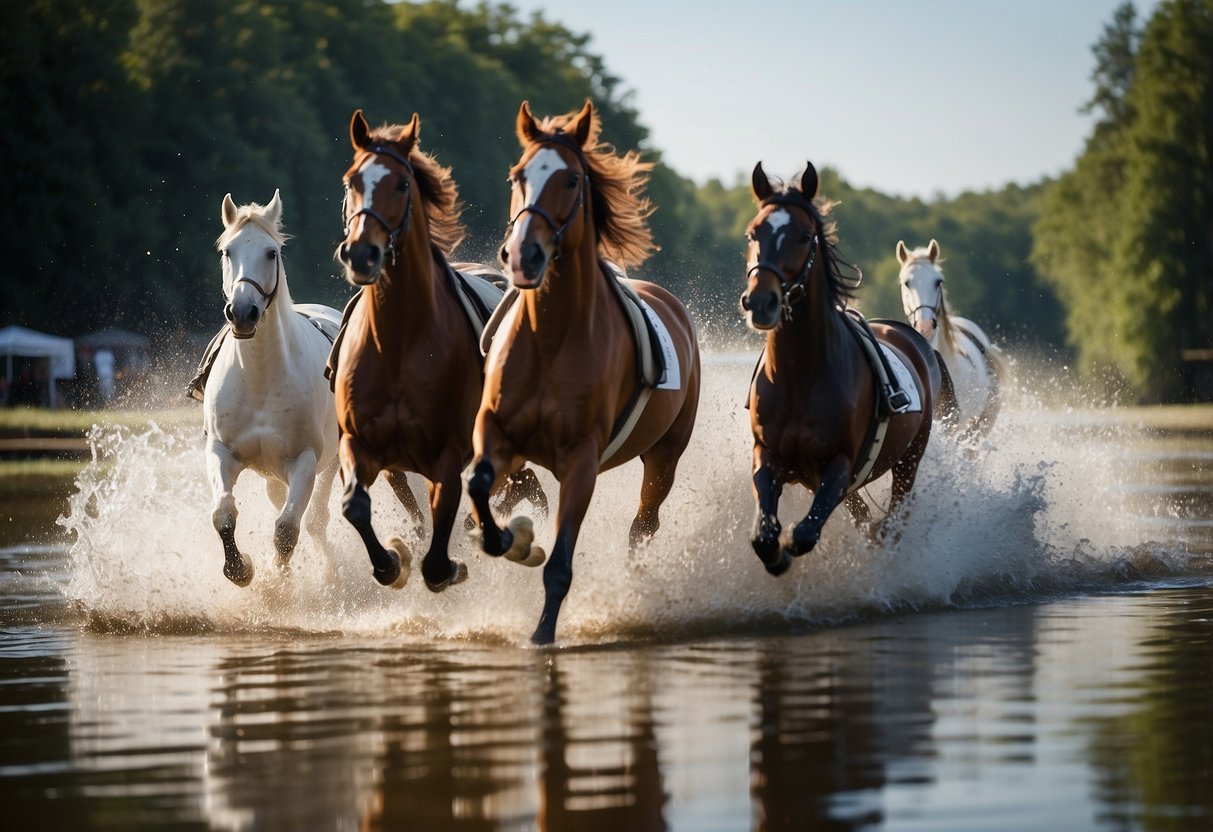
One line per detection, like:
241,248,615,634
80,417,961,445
2,352,1210,830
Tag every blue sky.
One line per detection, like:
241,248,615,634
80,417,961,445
502,0,1154,198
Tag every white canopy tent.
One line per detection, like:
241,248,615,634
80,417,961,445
1,325,76,409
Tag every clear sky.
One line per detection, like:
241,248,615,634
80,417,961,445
502,0,1153,199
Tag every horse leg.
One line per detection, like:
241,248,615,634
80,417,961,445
532,444,598,646
384,469,426,531
628,450,680,549
207,441,253,587
304,459,338,547
781,454,851,560
339,435,409,588
751,447,787,575
883,417,931,527
468,431,541,565
420,455,469,592
273,449,318,568
843,491,875,535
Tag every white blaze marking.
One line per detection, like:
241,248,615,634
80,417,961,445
765,208,791,250
358,159,391,210
508,147,568,248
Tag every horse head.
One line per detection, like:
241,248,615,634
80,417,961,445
501,100,595,289
218,190,284,339
896,239,944,339
741,161,822,331
337,109,421,285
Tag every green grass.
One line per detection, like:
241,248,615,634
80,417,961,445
0,458,88,496
0,405,201,436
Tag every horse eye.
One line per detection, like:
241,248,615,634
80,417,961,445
799,233,812,244
266,250,277,261
566,174,580,189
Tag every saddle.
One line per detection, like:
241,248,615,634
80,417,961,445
185,310,340,402
479,261,670,464
322,258,507,392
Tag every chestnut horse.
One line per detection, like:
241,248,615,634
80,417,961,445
468,101,701,645
741,162,943,576
333,109,544,592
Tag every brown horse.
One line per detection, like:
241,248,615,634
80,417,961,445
741,162,943,576
334,109,545,592
467,101,702,645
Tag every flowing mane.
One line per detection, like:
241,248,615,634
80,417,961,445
532,108,655,268
761,177,857,307
368,123,465,255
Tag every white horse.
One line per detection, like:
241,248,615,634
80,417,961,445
897,239,1008,443
202,191,342,586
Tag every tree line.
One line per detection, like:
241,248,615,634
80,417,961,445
1,0,1205,400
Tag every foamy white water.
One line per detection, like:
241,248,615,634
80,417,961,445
59,352,1199,644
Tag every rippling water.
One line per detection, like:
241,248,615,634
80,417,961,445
1,353,1210,830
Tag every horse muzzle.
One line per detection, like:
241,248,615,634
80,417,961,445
338,241,383,285
225,301,260,339
741,290,781,331
508,240,548,289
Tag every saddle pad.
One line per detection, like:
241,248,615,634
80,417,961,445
877,343,923,413
637,298,681,391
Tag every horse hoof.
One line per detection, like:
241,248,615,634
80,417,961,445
530,623,556,646
223,554,255,587
424,560,468,593
764,550,793,577
503,516,537,565
374,536,412,589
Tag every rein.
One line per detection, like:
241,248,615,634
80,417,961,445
503,133,588,261
343,144,414,263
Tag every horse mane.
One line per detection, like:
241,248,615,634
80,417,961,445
533,108,656,268
903,245,954,351
767,178,857,306
215,202,288,251
369,124,465,255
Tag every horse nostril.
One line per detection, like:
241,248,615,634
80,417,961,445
338,243,351,263
248,306,260,323
525,243,546,275
741,294,752,312
224,304,235,323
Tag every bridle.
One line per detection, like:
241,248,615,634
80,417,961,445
902,261,944,326
746,194,819,319
342,143,414,264
502,133,588,262
223,240,283,338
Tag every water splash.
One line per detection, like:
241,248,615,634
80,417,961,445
57,353,1201,644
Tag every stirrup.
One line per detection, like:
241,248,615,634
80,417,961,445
887,387,912,413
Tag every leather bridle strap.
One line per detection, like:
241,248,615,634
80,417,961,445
503,133,589,260
342,144,415,262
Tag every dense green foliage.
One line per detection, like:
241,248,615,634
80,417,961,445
1032,0,1213,401
9,0,1204,403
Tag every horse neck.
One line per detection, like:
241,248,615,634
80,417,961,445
366,201,443,348
519,238,603,351
765,268,847,381
936,291,957,353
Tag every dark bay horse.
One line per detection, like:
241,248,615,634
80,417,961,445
468,101,702,645
334,109,544,592
741,162,943,576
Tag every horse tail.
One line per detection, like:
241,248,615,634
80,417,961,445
934,350,962,437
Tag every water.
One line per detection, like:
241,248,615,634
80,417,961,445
1,352,1210,830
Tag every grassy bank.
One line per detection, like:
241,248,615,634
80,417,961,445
0,405,201,437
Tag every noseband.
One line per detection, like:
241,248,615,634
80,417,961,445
223,246,283,337
747,194,819,319
342,144,414,263
503,133,588,261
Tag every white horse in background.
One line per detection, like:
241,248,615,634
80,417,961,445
897,239,1008,443
202,191,342,586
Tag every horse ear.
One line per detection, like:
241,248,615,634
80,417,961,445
896,240,909,265
800,161,819,199
398,112,421,150
350,109,370,151
927,239,940,263
751,162,774,203
265,189,282,226
516,101,541,147
221,193,238,228
571,100,594,147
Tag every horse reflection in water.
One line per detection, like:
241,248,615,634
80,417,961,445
469,100,702,645
333,109,546,593
896,238,1009,445
201,191,341,586
741,163,947,574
